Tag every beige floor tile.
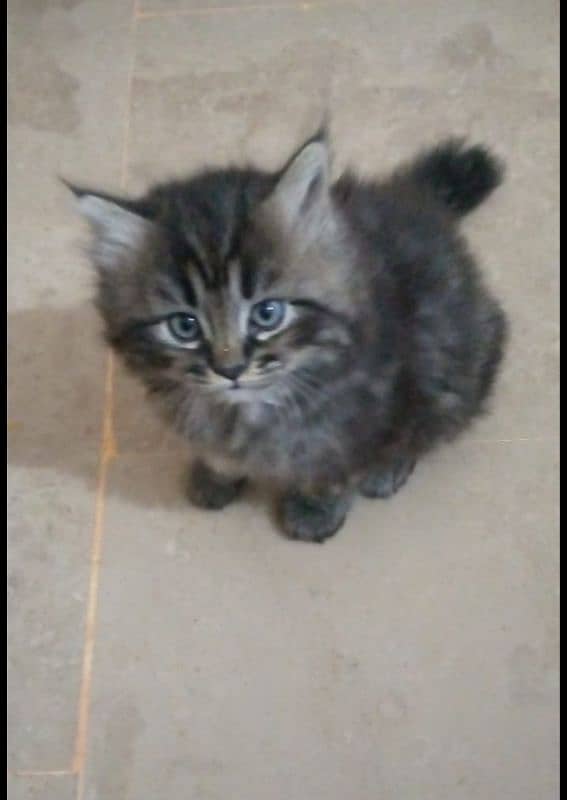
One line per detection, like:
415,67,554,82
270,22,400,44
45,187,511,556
138,0,559,101
8,0,134,309
140,0,318,11
9,0,558,796
132,1,558,91
7,774,76,800
8,312,105,768
82,439,558,800
8,307,107,766
8,309,103,766
359,0,558,94
8,0,133,775
8,465,96,770
111,366,188,457
8,305,106,457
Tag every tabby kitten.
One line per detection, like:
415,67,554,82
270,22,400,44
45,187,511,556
72,134,507,542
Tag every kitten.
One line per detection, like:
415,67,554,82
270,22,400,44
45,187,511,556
71,133,507,542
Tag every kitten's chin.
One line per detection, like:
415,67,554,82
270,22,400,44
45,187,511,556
222,385,270,405
215,381,283,422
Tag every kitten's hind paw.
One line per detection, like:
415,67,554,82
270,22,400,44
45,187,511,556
188,461,247,510
359,457,416,499
279,491,351,543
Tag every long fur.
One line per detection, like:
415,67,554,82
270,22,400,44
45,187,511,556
74,137,508,530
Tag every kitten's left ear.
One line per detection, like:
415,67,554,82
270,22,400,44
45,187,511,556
65,182,155,271
267,133,331,230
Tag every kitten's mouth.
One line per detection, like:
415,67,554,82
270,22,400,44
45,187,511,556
219,376,276,403
225,374,276,391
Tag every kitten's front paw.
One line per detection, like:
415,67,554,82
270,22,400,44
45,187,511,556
188,461,247,510
359,456,416,499
279,491,351,543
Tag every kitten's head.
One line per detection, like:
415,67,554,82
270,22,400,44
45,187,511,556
73,135,360,426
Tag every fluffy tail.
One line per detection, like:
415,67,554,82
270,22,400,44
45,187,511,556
409,140,504,216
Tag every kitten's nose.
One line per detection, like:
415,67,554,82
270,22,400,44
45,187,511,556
213,362,247,382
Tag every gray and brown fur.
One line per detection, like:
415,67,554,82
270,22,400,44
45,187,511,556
72,134,507,542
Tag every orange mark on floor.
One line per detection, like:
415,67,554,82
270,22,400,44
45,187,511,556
72,352,116,788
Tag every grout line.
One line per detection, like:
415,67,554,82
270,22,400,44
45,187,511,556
120,20,138,191
72,353,117,788
136,0,355,19
11,770,75,778
73,3,138,798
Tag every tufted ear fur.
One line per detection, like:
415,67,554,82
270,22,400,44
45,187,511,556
67,183,155,271
264,134,332,235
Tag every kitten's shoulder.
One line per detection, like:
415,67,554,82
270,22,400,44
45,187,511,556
331,169,446,243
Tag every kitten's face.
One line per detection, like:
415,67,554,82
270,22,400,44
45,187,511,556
76,138,358,419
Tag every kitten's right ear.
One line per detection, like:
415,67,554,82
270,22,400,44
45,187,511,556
265,133,331,232
64,181,154,271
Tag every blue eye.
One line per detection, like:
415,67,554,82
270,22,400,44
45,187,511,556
250,299,286,331
167,313,201,343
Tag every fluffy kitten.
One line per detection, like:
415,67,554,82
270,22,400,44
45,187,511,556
72,134,507,542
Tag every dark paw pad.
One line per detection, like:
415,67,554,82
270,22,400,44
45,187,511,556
188,462,246,510
280,492,351,543
359,458,416,499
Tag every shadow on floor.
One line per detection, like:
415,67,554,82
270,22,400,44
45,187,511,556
8,303,200,511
